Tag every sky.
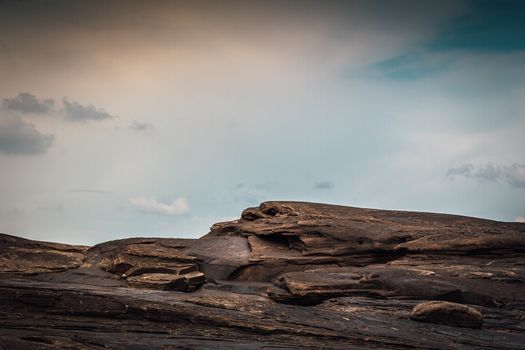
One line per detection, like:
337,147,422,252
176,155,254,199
1,0,524,244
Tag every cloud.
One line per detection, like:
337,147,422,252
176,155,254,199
129,196,189,216
130,120,151,131
0,112,54,155
471,163,502,182
314,181,334,190
446,163,474,177
3,92,54,114
62,98,115,122
503,164,525,188
447,163,525,187
515,216,525,223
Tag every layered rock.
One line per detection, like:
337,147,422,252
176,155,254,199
1,201,524,349
0,233,87,274
209,201,524,256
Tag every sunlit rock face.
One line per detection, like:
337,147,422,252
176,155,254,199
1,201,524,349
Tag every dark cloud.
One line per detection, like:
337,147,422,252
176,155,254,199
62,98,115,122
446,163,475,177
447,163,525,187
131,120,151,131
315,181,334,190
0,112,54,155
3,92,54,114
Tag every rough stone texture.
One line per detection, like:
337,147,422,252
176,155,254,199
210,201,525,256
1,201,525,349
409,301,483,328
126,271,205,291
0,234,87,274
268,263,525,306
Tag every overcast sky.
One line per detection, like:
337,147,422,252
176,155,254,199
1,0,524,244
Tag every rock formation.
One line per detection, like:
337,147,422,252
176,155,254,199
409,301,483,328
1,201,524,349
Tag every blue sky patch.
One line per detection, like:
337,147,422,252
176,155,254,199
372,52,453,81
428,0,525,52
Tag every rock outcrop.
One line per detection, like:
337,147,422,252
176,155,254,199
1,201,524,349
409,301,484,328
0,234,87,274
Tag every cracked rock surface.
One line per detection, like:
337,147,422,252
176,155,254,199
1,201,524,349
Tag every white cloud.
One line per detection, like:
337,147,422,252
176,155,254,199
129,196,189,216
516,216,525,223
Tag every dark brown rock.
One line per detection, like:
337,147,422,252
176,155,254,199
1,201,524,349
410,301,484,328
268,264,525,306
207,201,525,256
83,237,207,292
125,270,205,291
0,233,86,274
183,236,251,280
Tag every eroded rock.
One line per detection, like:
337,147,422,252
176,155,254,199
410,301,484,328
0,201,524,349
85,238,205,291
267,264,525,306
127,271,205,291
0,233,86,274
207,201,525,257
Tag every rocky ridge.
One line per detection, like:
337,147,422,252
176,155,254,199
1,201,524,349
